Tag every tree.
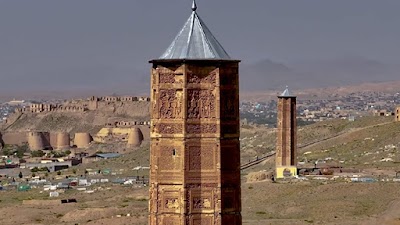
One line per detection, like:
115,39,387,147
18,172,23,179
72,169,77,174
16,144,29,159
56,171,61,176
31,150,45,158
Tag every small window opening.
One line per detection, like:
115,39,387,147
172,149,176,156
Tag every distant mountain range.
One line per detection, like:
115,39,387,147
0,56,399,101
240,57,400,92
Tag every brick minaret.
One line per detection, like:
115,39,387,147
276,87,297,178
149,1,242,224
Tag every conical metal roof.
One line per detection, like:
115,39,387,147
159,0,231,60
279,86,296,97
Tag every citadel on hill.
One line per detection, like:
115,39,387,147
0,95,151,170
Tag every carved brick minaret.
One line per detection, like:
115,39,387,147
276,87,297,178
149,1,242,225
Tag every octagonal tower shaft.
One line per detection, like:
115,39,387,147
276,96,297,168
149,59,242,225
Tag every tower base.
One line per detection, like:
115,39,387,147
276,166,297,179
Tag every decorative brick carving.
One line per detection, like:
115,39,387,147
159,90,183,119
163,217,181,225
192,217,212,225
150,62,241,225
155,123,183,134
158,146,181,171
187,124,217,134
160,72,176,83
188,89,215,119
187,183,217,189
188,69,217,84
188,146,214,171
193,197,212,209
152,71,157,85
165,198,179,209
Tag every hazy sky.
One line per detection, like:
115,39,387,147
1,0,400,93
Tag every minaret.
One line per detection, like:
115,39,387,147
149,1,242,224
276,86,297,178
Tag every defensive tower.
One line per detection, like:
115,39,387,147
55,132,70,150
127,127,144,147
149,1,242,224
74,133,91,148
28,132,45,151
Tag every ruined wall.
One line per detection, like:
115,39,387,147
396,106,400,122
17,95,149,115
93,126,149,144
0,131,70,150
0,132,28,146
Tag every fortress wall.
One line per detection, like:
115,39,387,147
113,101,150,119
49,132,58,148
1,132,28,145
88,100,98,110
40,132,51,149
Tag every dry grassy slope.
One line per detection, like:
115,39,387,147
240,116,398,170
3,101,150,134
242,181,400,225
300,117,400,169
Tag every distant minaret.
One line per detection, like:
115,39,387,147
276,86,297,178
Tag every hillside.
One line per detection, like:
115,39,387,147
240,116,400,170
1,101,150,134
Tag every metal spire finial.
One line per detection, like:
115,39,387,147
192,0,197,11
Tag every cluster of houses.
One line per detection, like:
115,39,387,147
0,167,150,195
